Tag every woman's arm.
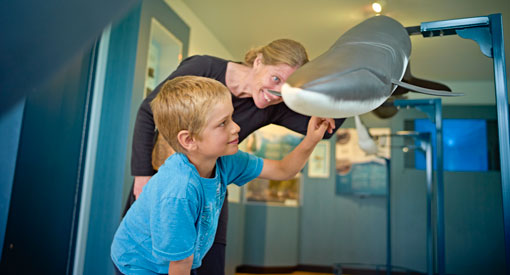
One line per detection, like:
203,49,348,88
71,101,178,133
259,117,329,181
131,96,158,177
168,254,194,275
131,96,158,198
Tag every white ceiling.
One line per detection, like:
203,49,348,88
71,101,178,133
182,0,510,83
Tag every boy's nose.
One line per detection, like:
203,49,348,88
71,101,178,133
232,122,240,134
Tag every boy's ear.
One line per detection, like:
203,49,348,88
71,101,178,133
177,130,197,151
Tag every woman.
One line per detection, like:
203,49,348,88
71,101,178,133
128,39,346,275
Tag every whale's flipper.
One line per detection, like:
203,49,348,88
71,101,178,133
354,115,378,155
391,79,464,96
372,63,458,119
393,64,452,96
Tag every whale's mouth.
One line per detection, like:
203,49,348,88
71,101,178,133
281,83,387,118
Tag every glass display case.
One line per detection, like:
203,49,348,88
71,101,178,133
144,18,183,98
239,124,303,206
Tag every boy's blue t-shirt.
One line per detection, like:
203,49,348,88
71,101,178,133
111,151,263,274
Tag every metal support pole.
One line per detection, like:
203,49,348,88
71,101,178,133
406,14,510,273
489,14,510,273
386,158,392,275
433,100,445,275
425,135,434,275
394,128,435,275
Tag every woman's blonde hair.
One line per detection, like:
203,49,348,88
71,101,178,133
244,39,309,68
150,76,231,153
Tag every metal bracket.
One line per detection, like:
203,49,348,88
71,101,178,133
457,27,493,58
405,13,509,275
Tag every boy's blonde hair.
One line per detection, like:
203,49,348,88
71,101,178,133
151,76,231,153
244,39,309,68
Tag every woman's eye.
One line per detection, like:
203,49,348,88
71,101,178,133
272,76,280,83
219,121,226,127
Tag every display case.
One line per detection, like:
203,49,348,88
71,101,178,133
239,124,304,206
144,18,183,98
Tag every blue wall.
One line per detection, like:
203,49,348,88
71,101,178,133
300,106,505,274
82,4,142,275
226,202,246,275
0,100,25,260
242,204,299,266
1,44,97,273
231,105,505,274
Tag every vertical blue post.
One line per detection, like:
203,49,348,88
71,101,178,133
434,100,445,275
489,14,510,273
394,99,444,274
386,158,391,275
425,135,433,275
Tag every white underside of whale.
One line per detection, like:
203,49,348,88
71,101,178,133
281,83,388,118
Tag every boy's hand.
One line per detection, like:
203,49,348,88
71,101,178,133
259,116,334,181
305,116,334,144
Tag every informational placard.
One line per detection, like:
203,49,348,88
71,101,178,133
335,128,391,196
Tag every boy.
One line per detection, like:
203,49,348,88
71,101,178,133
111,76,332,275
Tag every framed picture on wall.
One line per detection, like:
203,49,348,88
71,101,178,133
308,140,330,178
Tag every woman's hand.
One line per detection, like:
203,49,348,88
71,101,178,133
133,176,151,199
169,254,193,275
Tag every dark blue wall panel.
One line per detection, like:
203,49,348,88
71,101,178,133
82,4,142,275
0,0,140,114
0,43,96,274
0,99,26,260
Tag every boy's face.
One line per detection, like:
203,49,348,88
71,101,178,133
196,99,240,158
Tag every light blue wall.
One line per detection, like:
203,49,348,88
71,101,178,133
300,159,388,266
444,171,503,274
226,202,246,275
233,105,505,274
242,205,268,265
242,204,299,266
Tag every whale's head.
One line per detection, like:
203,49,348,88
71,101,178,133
281,15,411,118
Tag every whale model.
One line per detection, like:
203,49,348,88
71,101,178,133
280,15,462,118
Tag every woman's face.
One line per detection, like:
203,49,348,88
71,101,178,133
250,55,298,109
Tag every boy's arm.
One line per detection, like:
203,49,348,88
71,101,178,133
259,117,331,181
168,254,193,275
